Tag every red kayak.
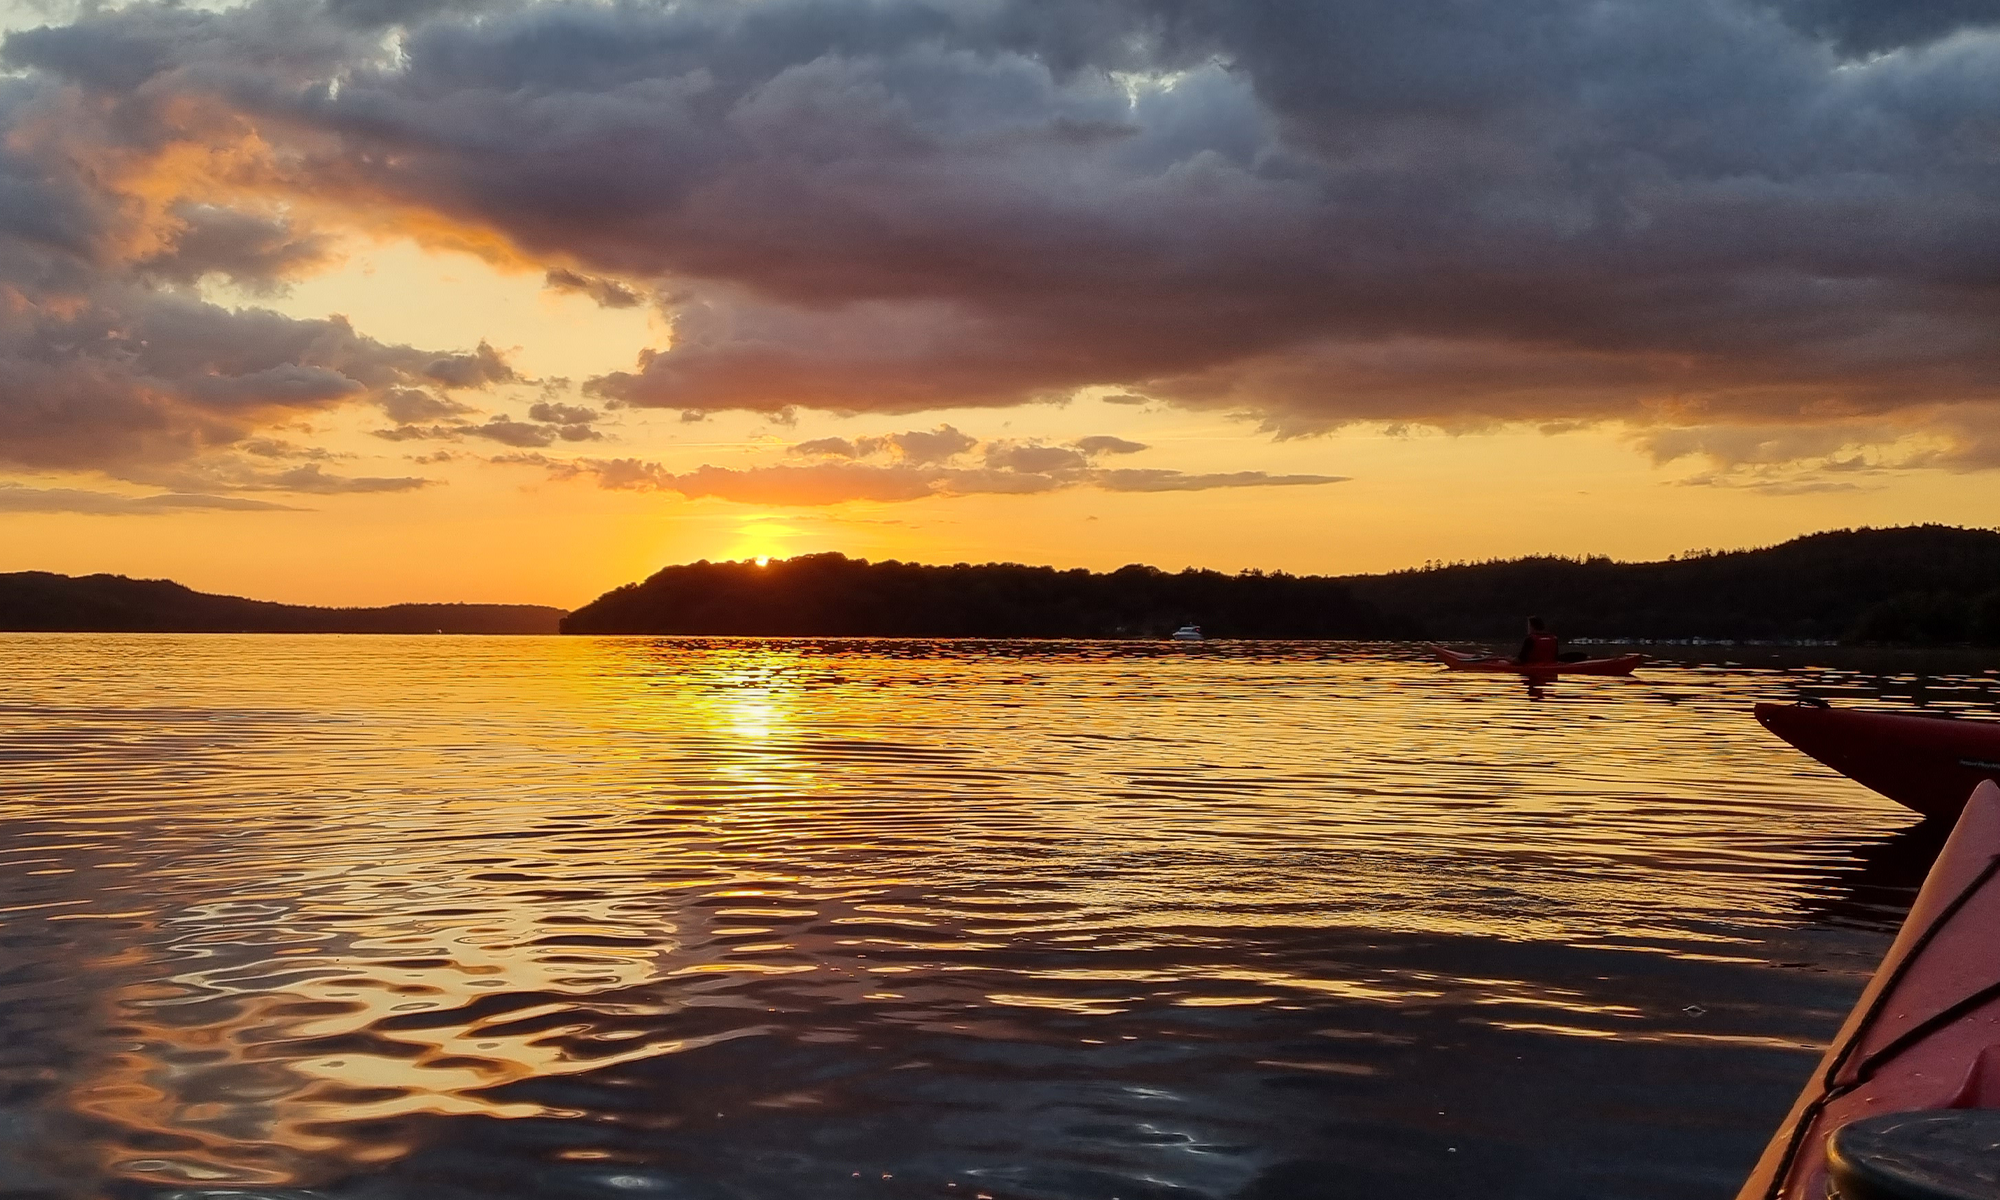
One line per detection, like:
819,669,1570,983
1736,780,2000,1200
1756,701,2000,821
1431,646,1644,676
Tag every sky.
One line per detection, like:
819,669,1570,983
0,0,1997,607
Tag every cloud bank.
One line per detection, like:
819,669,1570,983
0,0,1997,479
499,424,1345,505
0,484,303,515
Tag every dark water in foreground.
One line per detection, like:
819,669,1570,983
1,636,1995,1200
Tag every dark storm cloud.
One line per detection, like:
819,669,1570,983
1773,0,1999,55
322,0,512,30
4,0,2000,467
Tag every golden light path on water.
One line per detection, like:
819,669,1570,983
0,636,1992,1199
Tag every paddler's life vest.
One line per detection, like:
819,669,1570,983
1522,632,1560,663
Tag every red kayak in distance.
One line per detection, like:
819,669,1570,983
1756,701,2000,821
1431,646,1644,676
1736,780,2000,1200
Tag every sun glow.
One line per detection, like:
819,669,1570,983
724,516,802,566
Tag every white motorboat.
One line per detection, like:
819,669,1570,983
1170,624,1203,641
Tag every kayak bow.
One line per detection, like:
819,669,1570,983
1755,701,2000,821
1736,779,2000,1200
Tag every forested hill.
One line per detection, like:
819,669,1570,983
0,572,565,633
566,526,2000,643
561,555,1404,638
1340,525,2000,643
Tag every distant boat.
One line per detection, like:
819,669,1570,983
1431,645,1642,675
1170,625,1203,641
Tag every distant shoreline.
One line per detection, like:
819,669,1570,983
10,524,2000,646
558,527,2000,646
0,571,564,635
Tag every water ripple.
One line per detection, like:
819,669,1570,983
0,635,1989,1199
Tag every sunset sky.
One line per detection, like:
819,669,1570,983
1,0,1996,607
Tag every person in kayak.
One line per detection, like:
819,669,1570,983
1516,616,1559,665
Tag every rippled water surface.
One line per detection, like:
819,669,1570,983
3,636,1997,1200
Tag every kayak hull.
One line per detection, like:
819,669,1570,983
1432,646,1644,676
1736,780,2000,1200
1755,702,2000,821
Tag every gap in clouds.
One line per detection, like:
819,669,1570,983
203,239,666,383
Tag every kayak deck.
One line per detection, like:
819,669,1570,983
1738,780,2000,1200
1755,701,2000,821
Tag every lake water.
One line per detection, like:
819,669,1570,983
1,636,1994,1200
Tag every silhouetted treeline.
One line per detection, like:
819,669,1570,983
561,555,1406,638
18,524,2000,642
0,572,565,633
1341,525,2000,644
568,526,2000,642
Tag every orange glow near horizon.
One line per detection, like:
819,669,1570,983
3,242,1998,608
8,434,2000,610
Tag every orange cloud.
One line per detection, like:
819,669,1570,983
494,426,1346,505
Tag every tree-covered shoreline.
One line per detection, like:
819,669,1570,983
565,526,2000,644
9,525,1999,643
561,555,1401,639
1341,525,2000,644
